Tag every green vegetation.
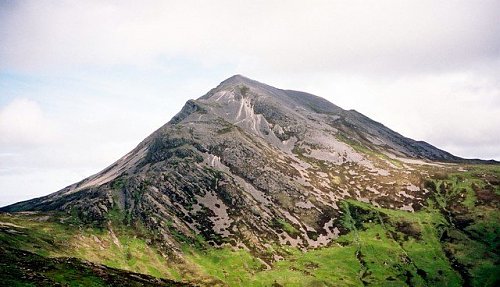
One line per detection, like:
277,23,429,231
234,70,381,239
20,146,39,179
273,218,300,237
0,213,180,281
179,199,461,286
217,125,234,134
185,243,363,286
239,85,249,96
423,166,500,286
0,246,184,287
180,191,497,286
341,200,461,286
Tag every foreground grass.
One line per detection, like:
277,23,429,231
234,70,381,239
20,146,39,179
0,245,186,287
0,212,180,281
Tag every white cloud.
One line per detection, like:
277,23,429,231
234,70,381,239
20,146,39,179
0,98,60,147
1,0,499,74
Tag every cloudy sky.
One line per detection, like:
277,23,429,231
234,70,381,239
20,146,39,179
1,0,499,206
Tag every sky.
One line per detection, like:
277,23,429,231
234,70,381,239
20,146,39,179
1,0,499,207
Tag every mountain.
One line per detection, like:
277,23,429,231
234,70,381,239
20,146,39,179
1,75,499,286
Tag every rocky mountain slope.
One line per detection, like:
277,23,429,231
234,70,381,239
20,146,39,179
1,75,499,286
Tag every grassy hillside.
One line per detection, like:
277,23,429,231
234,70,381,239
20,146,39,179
0,246,187,287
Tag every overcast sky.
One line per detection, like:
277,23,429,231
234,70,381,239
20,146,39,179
1,0,499,207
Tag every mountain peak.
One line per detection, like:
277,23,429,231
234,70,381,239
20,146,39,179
215,74,270,91
199,74,276,101
2,75,476,247
221,74,251,83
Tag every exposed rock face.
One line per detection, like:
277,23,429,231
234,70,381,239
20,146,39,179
0,75,483,255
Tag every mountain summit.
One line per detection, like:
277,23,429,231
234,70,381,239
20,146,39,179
2,75,499,286
0,75,476,247
3,75,460,245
